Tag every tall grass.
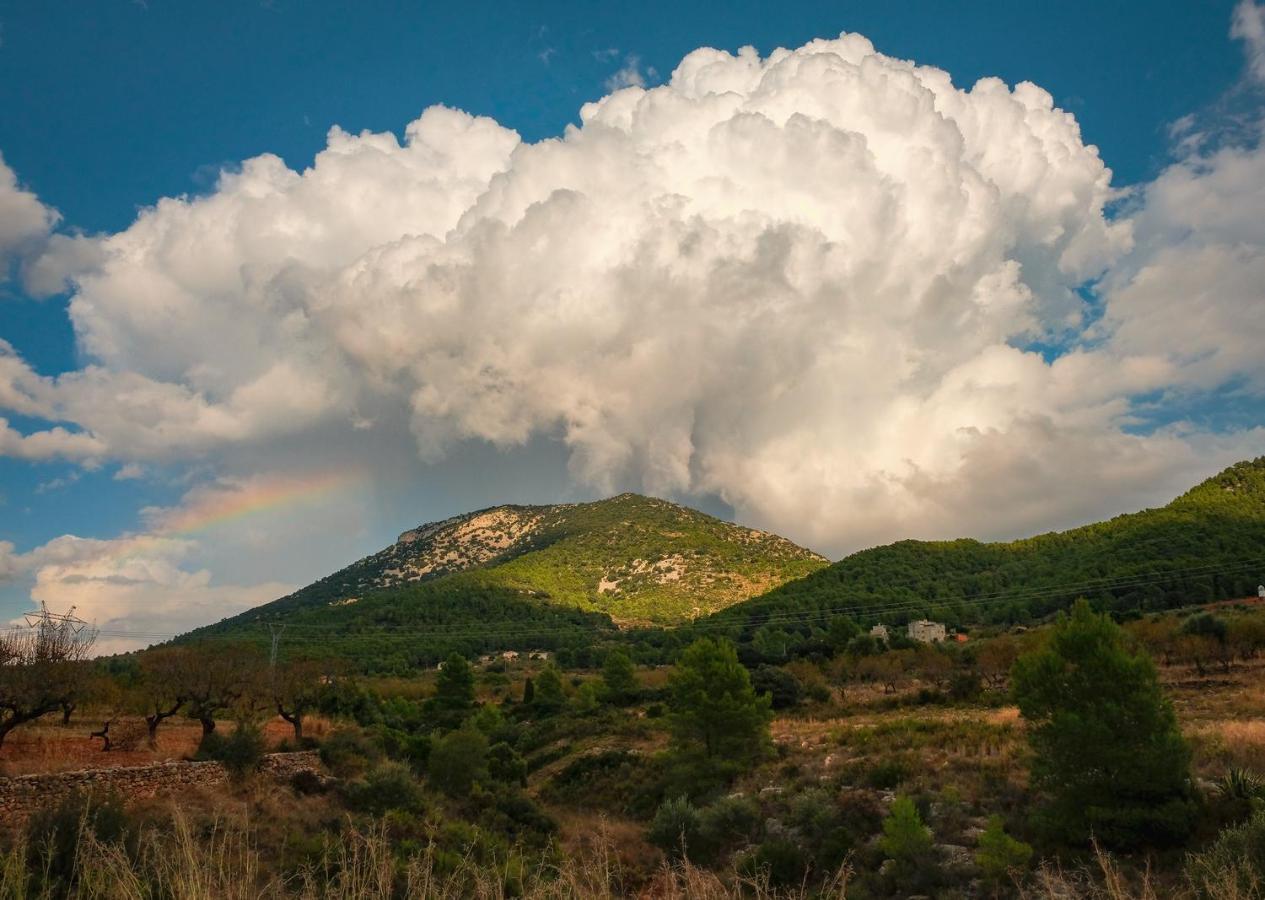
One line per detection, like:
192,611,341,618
0,810,849,900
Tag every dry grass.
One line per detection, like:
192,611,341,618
0,808,850,900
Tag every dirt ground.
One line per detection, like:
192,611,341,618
0,715,322,777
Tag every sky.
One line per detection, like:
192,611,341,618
1,0,1263,651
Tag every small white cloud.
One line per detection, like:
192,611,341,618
604,54,650,90
1232,0,1265,83
0,153,58,277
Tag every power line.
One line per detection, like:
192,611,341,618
83,554,1265,647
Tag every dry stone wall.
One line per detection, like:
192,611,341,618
0,751,321,826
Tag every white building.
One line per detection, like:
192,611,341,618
869,624,889,640
1258,584,1265,599
907,620,947,643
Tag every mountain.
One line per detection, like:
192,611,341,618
184,493,826,670
706,457,1265,641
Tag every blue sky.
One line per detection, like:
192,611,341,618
0,0,1262,643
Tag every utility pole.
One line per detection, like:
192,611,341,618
267,622,288,672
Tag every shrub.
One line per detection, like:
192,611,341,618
1186,807,1265,898
789,788,851,870
25,793,138,895
739,838,809,887
343,761,425,815
319,727,381,778
880,796,940,894
880,795,933,867
699,794,762,851
751,666,801,709
648,796,704,861
975,815,1033,885
1212,767,1265,824
488,741,527,787
487,793,558,846
601,649,639,704
196,719,266,780
428,728,489,797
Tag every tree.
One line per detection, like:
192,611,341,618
975,637,1021,691
428,728,489,797
433,653,475,708
600,649,638,704
273,657,336,742
855,650,912,694
880,795,938,893
134,648,189,747
532,663,566,714
0,619,96,750
1011,599,1196,847
975,816,1033,887
667,638,772,764
174,644,264,735
751,666,801,709
880,795,933,866
913,645,954,691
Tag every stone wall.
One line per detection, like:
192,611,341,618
0,751,321,826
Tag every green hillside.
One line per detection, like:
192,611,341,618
705,457,1265,642
181,493,827,670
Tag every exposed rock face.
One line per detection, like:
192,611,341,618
198,492,828,629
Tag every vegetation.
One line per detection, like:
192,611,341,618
6,459,1265,896
184,494,826,671
707,457,1265,655
1013,599,1196,847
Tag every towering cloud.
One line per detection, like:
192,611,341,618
2,31,1263,566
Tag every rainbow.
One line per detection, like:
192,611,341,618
90,468,371,567
155,468,368,538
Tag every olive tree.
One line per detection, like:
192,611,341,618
0,621,97,750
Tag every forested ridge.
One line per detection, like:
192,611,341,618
710,457,1265,636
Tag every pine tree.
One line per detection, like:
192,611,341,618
667,638,771,764
1012,599,1196,847
601,649,638,704
429,653,475,724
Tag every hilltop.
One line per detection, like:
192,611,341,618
185,493,826,668
708,457,1265,640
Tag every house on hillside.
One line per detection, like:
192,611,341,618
907,620,947,643
869,624,889,641
1259,584,1265,599
501,650,520,661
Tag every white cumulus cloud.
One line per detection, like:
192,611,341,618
0,31,1261,567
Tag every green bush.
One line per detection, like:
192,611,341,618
699,795,762,851
196,720,266,780
1186,807,1265,898
975,815,1033,885
428,728,489,797
343,761,425,815
751,666,801,709
648,796,704,861
319,727,381,778
881,795,933,866
601,649,639,704
739,838,808,887
488,741,527,787
25,793,138,896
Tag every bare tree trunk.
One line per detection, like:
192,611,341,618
60,702,75,726
200,716,216,736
